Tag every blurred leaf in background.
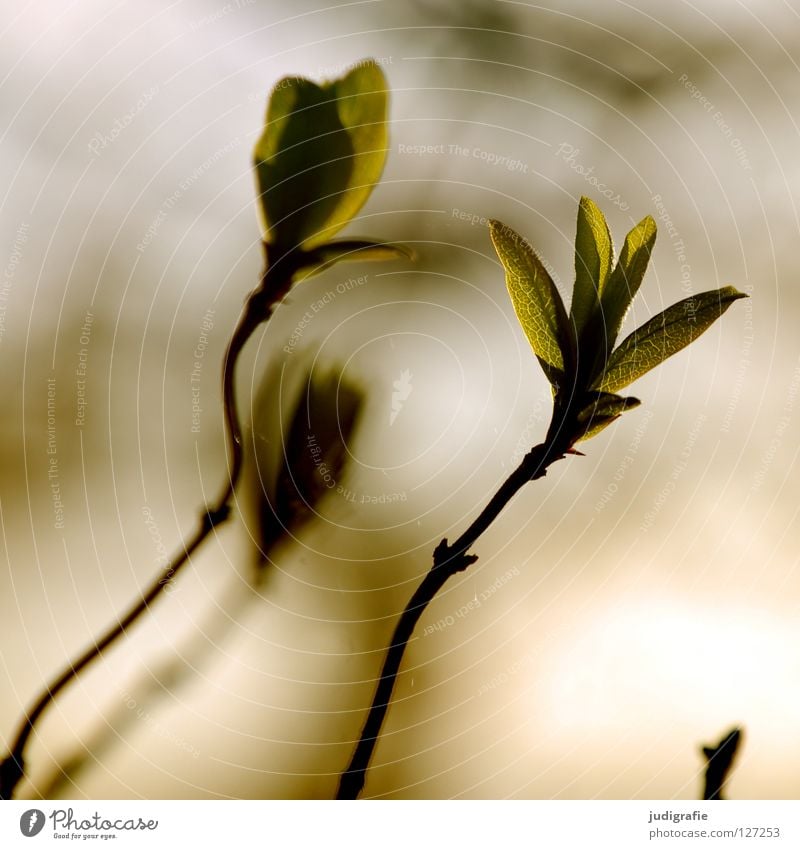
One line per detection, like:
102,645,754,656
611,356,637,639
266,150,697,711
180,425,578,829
249,364,365,570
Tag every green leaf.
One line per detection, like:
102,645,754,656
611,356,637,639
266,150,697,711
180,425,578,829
576,391,641,441
254,60,388,250
323,63,389,245
489,219,571,380
570,197,613,342
254,79,351,249
600,215,657,350
595,286,748,393
293,239,412,281
313,239,411,264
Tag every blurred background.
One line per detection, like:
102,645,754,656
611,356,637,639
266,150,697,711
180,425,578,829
0,0,797,799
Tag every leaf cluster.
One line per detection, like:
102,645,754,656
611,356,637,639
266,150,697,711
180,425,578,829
490,198,746,443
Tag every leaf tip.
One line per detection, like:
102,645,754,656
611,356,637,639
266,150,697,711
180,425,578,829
578,195,603,215
487,218,514,249
332,57,388,92
393,243,416,261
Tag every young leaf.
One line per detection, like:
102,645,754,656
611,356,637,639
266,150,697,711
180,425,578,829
489,219,571,379
311,239,411,265
576,391,641,441
254,79,352,250
600,215,657,351
570,197,613,341
254,60,388,251
294,239,412,281
320,62,389,246
595,286,747,393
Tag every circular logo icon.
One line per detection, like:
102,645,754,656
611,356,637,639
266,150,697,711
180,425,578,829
19,809,45,837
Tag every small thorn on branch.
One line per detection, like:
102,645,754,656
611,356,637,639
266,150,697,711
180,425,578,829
203,504,231,532
432,539,478,575
432,539,450,568
456,553,479,573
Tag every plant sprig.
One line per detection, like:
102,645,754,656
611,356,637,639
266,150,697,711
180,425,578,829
337,196,746,799
0,58,406,801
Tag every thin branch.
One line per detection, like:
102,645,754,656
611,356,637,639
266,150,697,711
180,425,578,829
337,434,571,799
701,727,743,801
0,256,292,800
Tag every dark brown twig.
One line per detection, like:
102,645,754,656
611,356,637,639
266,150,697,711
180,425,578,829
701,726,743,801
0,252,295,800
337,423,573,799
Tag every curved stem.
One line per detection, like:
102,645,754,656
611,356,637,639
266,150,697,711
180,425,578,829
0,258,290,800
337,435,572,800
